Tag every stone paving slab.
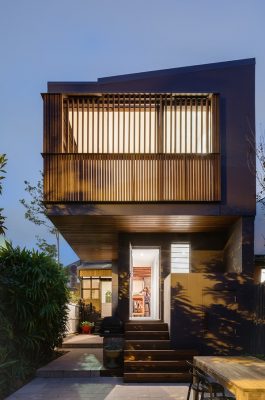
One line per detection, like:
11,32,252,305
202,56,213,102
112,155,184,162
63,334,103,347
36,349,104,378
6,377,190,400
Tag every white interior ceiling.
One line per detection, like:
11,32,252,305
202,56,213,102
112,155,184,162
132,248,159,267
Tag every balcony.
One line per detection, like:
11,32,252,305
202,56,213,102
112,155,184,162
43,93,220,203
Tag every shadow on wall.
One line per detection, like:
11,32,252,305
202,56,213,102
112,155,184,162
171,273,255,355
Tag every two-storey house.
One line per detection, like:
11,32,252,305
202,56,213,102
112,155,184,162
42,59,255,367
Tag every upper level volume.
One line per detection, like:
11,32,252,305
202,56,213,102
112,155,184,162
42,59,255,212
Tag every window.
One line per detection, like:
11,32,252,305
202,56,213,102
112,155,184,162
171,243,190,273
82,278,100,300
261,269,265,283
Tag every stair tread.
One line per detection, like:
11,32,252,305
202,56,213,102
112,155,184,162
125,340,170,342
125,360,187,365
125,334,169,339
124,349,197,353
125,340,171,349
126,330,168,333
125,324,168,331
124,372,189,375
124,372,190,382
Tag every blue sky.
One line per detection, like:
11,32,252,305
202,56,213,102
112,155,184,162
1,0,265,264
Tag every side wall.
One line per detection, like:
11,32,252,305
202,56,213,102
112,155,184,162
170,273,253,354
224,217,255,274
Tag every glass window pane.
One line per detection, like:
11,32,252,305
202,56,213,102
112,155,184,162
92,289,99,299
92,279,100,289
83,289,91,300
83,279,91,289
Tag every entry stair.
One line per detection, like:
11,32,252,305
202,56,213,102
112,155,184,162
124,321,196,383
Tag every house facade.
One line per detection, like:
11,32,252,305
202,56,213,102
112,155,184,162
42,59,255,355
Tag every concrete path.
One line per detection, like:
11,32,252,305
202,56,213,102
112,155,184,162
6,377,190,399
36,349,104,377
5,335,191,399
62,334,103,348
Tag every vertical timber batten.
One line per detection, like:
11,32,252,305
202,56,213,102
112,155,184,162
43,93,221,203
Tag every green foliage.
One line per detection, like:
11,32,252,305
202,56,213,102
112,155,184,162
0,154,7,235
36,235,57,260
69,290,80,304
80,321,94,327
20,174,60,262
0,242,69,398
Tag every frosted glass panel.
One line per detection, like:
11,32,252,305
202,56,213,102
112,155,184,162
171,243,190,273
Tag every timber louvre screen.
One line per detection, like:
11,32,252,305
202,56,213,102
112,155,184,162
62,94,219,154
43,93,220,202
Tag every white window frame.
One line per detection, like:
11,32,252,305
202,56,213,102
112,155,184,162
171,243,190,273
261,268,265,283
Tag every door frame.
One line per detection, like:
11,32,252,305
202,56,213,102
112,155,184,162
129,245,161,320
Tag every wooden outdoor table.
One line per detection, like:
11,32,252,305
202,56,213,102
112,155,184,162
194,356,265,400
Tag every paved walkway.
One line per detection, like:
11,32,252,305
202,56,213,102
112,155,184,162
37,349,103,377
5,335,190,399
63,334,103,347
6,377,190,399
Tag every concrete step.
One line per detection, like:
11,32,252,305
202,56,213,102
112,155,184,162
123,372,190,383
125,322,168,331
125,340,171,350
36,369,101,378
125,331,169,340
124,349,196,361
62,343,103,349
36,349,104,378
100,369,123,377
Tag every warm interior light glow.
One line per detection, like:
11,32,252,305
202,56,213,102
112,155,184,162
68,104,212,154
171,243,190,273
261,269,265,283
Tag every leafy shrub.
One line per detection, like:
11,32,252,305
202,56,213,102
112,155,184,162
0,243,69,398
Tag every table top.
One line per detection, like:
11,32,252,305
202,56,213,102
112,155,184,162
194,356,265,392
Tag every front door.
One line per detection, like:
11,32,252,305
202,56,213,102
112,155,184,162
129,247,160,320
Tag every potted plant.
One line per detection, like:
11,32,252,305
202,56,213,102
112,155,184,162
80,321,94,334
104,340,124,369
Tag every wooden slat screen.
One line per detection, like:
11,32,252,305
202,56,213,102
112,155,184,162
43,93,220,202
43,153,220,202
61,94,218,154
43,94,63,153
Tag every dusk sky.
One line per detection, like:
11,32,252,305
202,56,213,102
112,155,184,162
1,0,265,265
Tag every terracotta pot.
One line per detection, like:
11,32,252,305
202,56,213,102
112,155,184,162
81,325,91,334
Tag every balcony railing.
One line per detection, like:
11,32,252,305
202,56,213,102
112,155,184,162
43,153,220,202
42,93,220,203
